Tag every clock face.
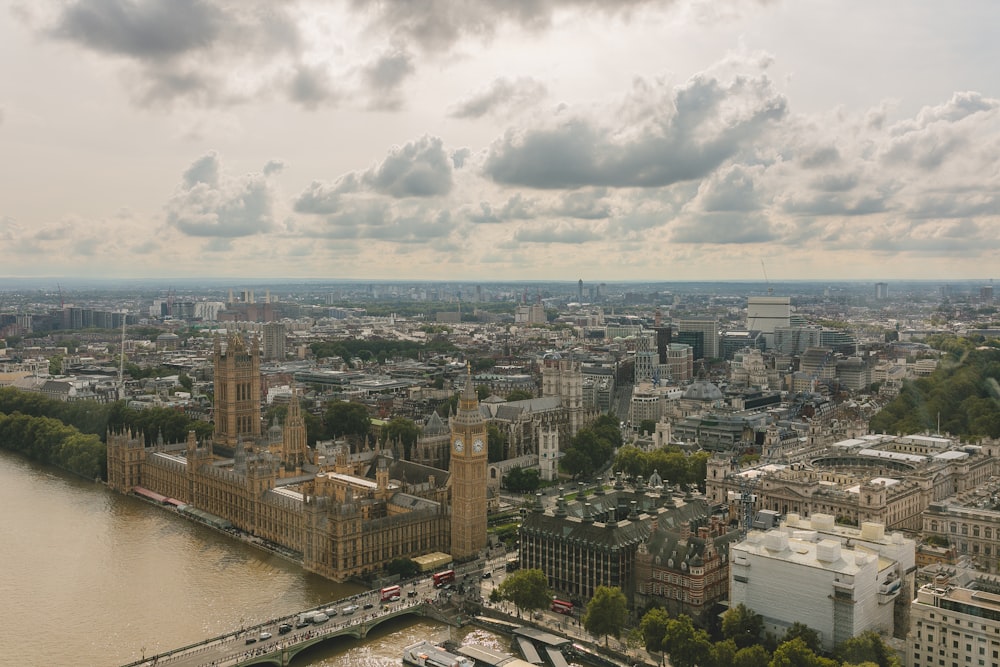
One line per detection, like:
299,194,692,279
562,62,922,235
473,438,484,453
453,438,464,453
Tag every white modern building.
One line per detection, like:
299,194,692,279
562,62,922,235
746,296,791,348
730,521,904,652
906,578,1000,667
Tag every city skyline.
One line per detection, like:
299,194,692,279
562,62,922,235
2,1,999,282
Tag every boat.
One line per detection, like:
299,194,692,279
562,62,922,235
402,640,474,667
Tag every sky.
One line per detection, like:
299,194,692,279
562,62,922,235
2,1,999,284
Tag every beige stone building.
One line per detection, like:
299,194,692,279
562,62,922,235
706,433,1000,532
106,331,486,582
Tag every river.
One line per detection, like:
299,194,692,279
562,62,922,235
0,451,505,666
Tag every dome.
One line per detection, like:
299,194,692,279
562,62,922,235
683,378,724,402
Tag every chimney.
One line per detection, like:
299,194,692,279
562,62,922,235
680,520,691,541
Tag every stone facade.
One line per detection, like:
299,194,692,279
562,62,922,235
107,331,455,582
706,434,1000,532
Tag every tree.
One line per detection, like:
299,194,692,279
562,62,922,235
769,637,838,667
382,416,420,460
178,372,193,393
639,607,672,655
506,389,534,402
722,603,764,649
782,622,821,653
476,385,490,401
614,445,646,478
385,558,420,578
582,586,628,646
493,568,551,618
835,631,901,667
734,644,771,667
324,401,371,443
504,467,540,493
663,614,712,667
638,419,657,435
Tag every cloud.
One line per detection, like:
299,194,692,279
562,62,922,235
552,189,612,219
262,159,285,176
467,194,535,223
43,0,304,108
451,148,471,169
297,136,453,208
515,222,601,243
166,152,281,237
362,50,414,110
671,212,774,244
483,66,787,189
288,63,339,110
51,0,223,60
349,0,663,54
449,77,548,119
302,201,455,244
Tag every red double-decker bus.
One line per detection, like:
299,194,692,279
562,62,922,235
432,570,455,587
551,599,574,615
380,585,401,602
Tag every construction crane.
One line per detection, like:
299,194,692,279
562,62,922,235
760,259,773,296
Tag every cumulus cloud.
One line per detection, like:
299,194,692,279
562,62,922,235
449,77,548,119
43,0,304,108
514,221,601,243
295,136,452,210
288,64,339,110
483,67,787,189
362,50,414,110
349,0,663,54
51,0,223,60
467,194,535,223
300,200,455,244
166,152,281,237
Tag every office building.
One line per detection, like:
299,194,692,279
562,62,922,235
746,296,791,348
730,522,903,652
907,578,1000,667
676,318,719,360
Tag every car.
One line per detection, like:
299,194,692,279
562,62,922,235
259,632,272,641
341,605,359,615
363,602,374,610
245,637,257,645
481,571,492,579
389,594,401,602
324,607,338,617
407,590,418,598
278,623,292,635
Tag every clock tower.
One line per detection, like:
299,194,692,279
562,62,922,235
450,366,488,561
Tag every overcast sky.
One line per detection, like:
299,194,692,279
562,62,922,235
2,1,999,283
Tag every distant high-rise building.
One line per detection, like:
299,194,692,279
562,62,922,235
578,279,583,302
746,296,791,349
981,284,994,303
677,318,719,360
874,282,889,300
262,322,286,361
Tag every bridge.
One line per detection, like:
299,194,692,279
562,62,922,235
120,583,464,667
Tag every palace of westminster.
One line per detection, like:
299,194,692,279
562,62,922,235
107,331,489,581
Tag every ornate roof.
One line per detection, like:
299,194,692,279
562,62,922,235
683,378,724,402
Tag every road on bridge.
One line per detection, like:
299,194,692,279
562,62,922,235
129,558,500,667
